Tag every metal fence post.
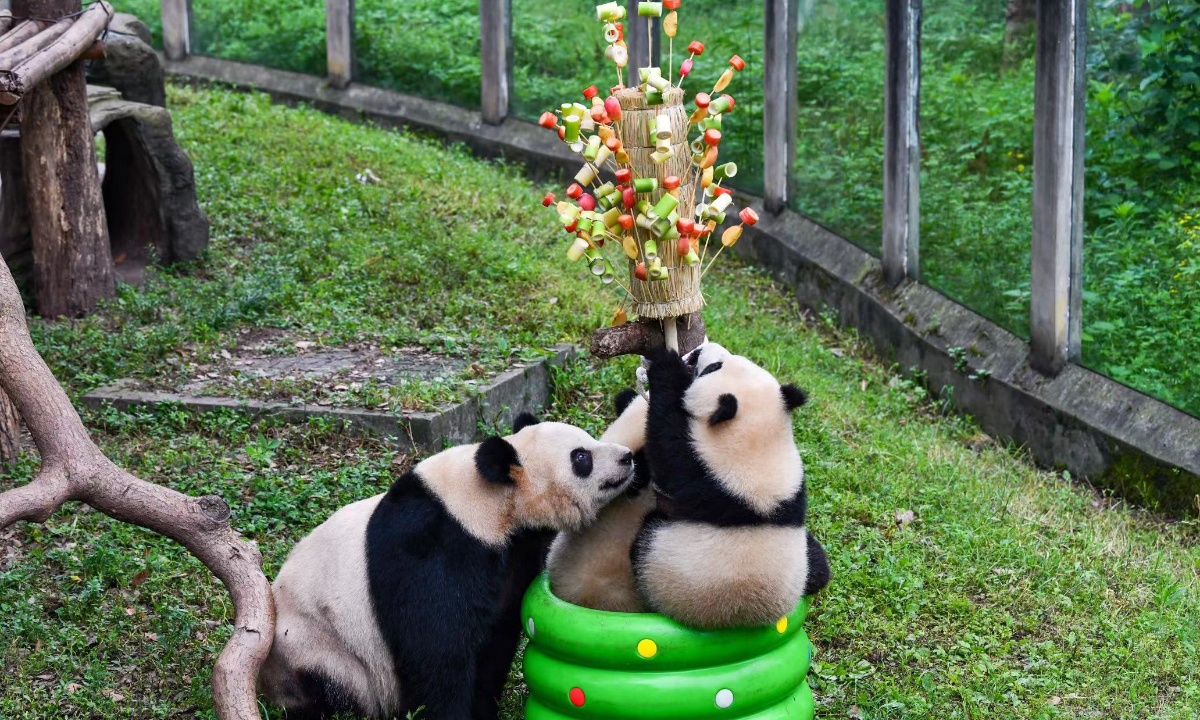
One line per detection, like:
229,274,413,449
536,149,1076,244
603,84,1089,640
626,0,661,73
326,0,355,89
763,0,799,213
161,0,192,61
882,0,921,285
1030,0,1085,375
480,0,513,124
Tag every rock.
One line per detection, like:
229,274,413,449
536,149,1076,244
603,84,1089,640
89,88,209,275
86,17,165,107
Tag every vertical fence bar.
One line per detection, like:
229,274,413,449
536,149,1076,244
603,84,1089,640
326,0,355,89
626,0,661,73
882,0,921,285
763,0,799,213
161,0,192,61
1030,0,1085,375
480,0,512,124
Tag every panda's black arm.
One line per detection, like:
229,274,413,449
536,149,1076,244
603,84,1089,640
644,348,700,494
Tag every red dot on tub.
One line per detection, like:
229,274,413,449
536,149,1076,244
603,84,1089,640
569,687,586,707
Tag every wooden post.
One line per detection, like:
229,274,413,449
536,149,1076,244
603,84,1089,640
0,388,17,467
161,0,191,61
479,0,511,125
1030,0,1085,375
882,0,921,285
625,0,660,72
14,0,113,318
763,0,799,213
326,0,354,89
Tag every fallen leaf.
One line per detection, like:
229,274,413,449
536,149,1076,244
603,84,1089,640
1049,696,1061,705
109,692,125,702
860,379,868,391
848,706,863,719
130,570,150,588
830,348,846,358
125,607,136,615
295,341,315,350
66,683,81,695
36,674,53,680
895,509,915,529
145,632,159,641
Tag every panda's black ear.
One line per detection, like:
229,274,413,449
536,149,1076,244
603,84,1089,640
781,384,808,412
614,388,639,416
709,393,738,426
512,412,540,433
475,436,520,485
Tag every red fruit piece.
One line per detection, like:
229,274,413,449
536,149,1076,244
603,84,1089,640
676,237,690,255
538,112,557,129
679,57,693,77
687,40,704,56
634,263,648,281
618,213,635,230
615,168,632,184
729,54,746,71
579,194,596,211
583,85,599,100
694,92,711,108
677,218,695,235
622,186,637,209
739,207,759,226
567,183,584,200
704,128,722,146
663,175,680,190
604,96,623,121
541,192,555,207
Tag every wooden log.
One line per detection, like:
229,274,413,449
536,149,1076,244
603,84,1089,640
0,2,111,104
0,16,72,71
1030,0,1085,375
479,0,511,124
882,0,922,286
325,0,354,89
591,312,707,359
14,0,114,318
0,20,41,55
763,0,799,213
0,388,18,468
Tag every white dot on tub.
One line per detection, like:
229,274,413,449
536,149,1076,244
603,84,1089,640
715,688,734,708
527,617,536,636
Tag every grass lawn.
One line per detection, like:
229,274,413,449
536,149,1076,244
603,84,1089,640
2,84,1199,719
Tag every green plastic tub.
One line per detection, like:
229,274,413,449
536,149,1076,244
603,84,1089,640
521,574,816,719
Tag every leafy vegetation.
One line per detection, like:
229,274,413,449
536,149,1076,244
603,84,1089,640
3,83,1200,719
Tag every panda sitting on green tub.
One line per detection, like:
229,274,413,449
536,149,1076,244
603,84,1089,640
549,341,830,627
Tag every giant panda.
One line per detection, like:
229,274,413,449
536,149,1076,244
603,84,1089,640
259,414,636,720
546,388,653,612
631,342,830,629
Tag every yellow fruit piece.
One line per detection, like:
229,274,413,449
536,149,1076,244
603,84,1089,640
699,145,719,170
689,106,707,125
663,11,677,38
616,149,631,164
611,307,628,326
721,225,743,248
622,234,639,260
713,67,734,93
701,166,714,188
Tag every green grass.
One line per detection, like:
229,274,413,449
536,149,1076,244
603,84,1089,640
3,84,1200,719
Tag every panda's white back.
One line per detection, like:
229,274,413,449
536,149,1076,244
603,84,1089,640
262,494,402,717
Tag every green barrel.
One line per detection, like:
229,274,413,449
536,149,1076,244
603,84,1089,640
521,574,816,719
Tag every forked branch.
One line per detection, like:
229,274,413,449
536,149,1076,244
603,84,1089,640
0,257,274,719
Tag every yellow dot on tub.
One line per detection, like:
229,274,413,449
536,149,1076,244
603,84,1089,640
637,638,658,658
776,617,788,634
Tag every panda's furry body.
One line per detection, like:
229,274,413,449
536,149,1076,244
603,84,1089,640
259,416,636,719
631,343,831,629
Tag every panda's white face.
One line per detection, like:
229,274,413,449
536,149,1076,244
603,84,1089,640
680,348,808,515
508,422,636,531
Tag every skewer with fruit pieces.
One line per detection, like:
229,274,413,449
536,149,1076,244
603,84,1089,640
535,1,757,356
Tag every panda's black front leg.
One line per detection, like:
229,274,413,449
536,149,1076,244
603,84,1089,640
804,529,831,596
644,347,696,495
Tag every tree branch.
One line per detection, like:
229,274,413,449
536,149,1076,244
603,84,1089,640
0,255,274,719
0,2,112,105
590,312,707,358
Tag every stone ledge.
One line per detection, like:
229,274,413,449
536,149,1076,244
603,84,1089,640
157,55,1200,514
82,345,576,453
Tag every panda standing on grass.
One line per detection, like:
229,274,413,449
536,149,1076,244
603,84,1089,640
258,415,636,720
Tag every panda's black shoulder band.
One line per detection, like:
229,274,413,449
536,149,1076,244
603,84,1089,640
781,384,808,411
476,436,520,484
614,388,639,416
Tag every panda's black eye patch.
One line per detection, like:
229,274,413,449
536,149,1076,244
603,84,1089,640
570,448,593,478
699,361,723,377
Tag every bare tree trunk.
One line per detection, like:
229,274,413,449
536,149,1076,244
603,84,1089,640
0,252,273,717
591,312,707,359
14,0,114,318
0,388,18,466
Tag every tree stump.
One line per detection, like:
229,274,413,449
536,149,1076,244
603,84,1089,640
15,0,114,318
